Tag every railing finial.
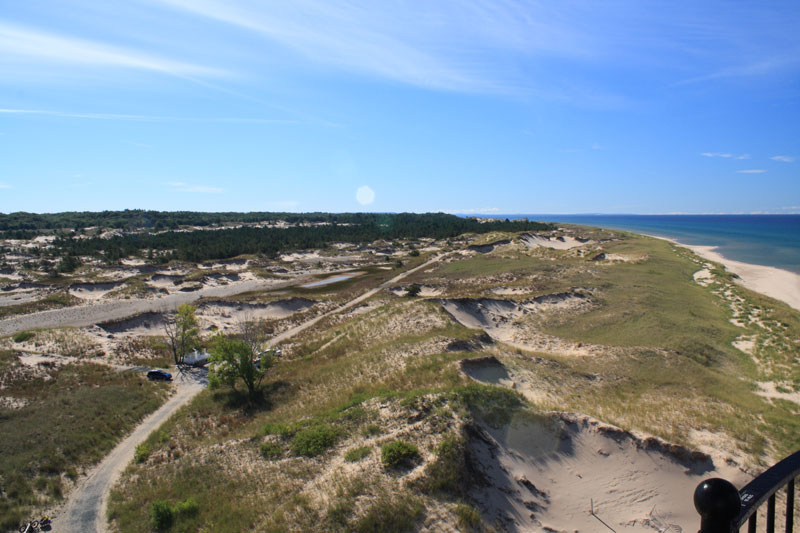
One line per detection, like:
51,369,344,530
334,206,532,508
694,478,741,533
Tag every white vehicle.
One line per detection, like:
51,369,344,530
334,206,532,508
185,349,210,367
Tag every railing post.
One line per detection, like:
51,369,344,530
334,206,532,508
695,478,742,533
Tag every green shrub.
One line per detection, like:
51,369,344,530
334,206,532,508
151,499,174,531
406,284,421,297
344,446,371,462
380,440,419,469
362,424,382,437
174,497,199,518
418,435,467,496
259,441,282,459
134,443,151,463
260,422,295,437
12,331,34,343
454,504,482,530
291,425,341,457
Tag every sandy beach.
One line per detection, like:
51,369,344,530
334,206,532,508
653,236,800,312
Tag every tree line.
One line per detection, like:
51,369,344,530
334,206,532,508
47,213,551,262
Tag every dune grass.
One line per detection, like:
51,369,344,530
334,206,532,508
0,355,166,530
105,229,800,530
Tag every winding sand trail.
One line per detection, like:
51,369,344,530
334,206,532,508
268,255,444,346
52,256,443,532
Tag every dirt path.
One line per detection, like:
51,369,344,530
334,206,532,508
268,255,443,346
53,368,207,532
52,256,443,532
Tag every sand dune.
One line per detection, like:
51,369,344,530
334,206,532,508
469,412,748,532
520,233,590,250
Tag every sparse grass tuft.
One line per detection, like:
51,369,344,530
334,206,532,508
454,503,483,531
259,441,282,459
354,492,423,533
134,443,151,464
344,446,371,462
381,440,419,470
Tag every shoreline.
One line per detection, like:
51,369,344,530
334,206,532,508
646,234,800,312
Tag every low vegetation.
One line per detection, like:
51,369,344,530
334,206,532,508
96,228,800,531
0,356,166,530
380,440,419,469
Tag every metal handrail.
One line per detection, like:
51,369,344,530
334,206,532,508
695,449,800,533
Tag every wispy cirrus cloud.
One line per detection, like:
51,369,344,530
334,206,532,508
0,108,296,124
0,184,11,189
167,182,224,193
0,21,223,78
701,152,750,159
771,155,795,163
737,169,766,174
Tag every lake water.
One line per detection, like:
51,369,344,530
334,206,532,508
481,214,800,274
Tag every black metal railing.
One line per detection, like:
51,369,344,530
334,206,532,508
695,449,800,533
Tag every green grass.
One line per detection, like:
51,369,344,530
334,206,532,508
344,446,371,462
354,492,423,533
0,357,166,530
259,441,282,459
380,440,419,469
11,331,34,343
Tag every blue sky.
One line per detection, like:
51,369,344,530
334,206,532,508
0,1,798,214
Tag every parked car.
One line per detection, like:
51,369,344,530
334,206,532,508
147,369,172,381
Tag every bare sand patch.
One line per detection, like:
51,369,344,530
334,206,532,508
197,298,316,331
69,281,124,300
440,294,599,356
693,267,714,287
520,233,590,250
470,412,748,532
388,285,443,297
755,381,800,405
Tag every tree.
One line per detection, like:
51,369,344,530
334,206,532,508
406,284,422,297
164,304,199,368
208,335,271,398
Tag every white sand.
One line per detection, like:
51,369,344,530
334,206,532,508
658,237,800,312
520,233,590,250
470,412,748,532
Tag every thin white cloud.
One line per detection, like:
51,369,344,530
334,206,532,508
0,184,11,189
737,169,766,174
701,152,733,158
167,182,224,193
0,108,296,124
771,155,795,163
735,154,751,160
0,22,223,77
153,0,606,94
